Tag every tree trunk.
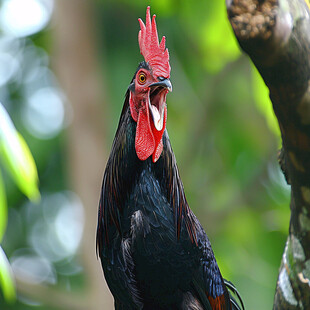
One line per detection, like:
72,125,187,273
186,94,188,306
226,0,310,308
51,0,113,309
15,1,114,308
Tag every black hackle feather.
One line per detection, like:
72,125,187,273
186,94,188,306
96,66,245,309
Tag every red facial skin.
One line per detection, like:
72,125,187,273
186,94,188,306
130,6,170,163
129,68,168,163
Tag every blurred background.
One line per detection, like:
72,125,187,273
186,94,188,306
0,0,290,309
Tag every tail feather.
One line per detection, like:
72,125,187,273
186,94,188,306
224,279,245,310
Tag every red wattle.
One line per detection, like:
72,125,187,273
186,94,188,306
152,139,163,163
135,106,155,161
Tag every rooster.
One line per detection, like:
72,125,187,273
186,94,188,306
97,7,244,310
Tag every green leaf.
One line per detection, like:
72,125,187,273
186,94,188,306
0,246,16,303
0,103,40,202
0,170,7,242
200,1,241,73
179,1,241,73
252,65,281,141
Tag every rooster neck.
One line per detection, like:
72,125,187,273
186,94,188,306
110,93,167,188
100,93,197,245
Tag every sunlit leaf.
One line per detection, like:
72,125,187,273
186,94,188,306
179,1,241,73
0,246,16,303
0,103,40,201
16,133,40,200
0,170,7,242
252,65,281,141
200,1,241,73
150,0,173,14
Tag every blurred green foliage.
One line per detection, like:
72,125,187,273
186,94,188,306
0,169,6,242
0,104,39,202
252,65,281,139
0,246,15,302
0,102,40,303
0,0,290,309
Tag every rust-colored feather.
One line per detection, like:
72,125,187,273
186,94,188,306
207,294,230,310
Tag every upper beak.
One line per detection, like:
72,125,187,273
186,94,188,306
149,78,172,92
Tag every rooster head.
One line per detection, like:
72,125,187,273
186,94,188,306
129,6,172,163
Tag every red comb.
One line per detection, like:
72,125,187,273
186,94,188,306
138,6,170,79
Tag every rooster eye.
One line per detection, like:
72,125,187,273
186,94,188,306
138,73,147,84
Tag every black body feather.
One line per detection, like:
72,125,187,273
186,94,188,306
97,67,244,310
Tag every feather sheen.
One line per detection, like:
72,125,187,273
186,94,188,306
96,91,244,309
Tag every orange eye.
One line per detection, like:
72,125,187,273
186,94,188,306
138,73,146,84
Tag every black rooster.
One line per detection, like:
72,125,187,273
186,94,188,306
97,7,244,310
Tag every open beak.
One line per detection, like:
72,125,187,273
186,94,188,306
148,78,172,131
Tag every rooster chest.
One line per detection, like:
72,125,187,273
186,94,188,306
121,169,199,297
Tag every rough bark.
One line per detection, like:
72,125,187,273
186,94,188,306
226,0,310,308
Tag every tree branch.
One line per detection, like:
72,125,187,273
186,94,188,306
226,0,310,308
